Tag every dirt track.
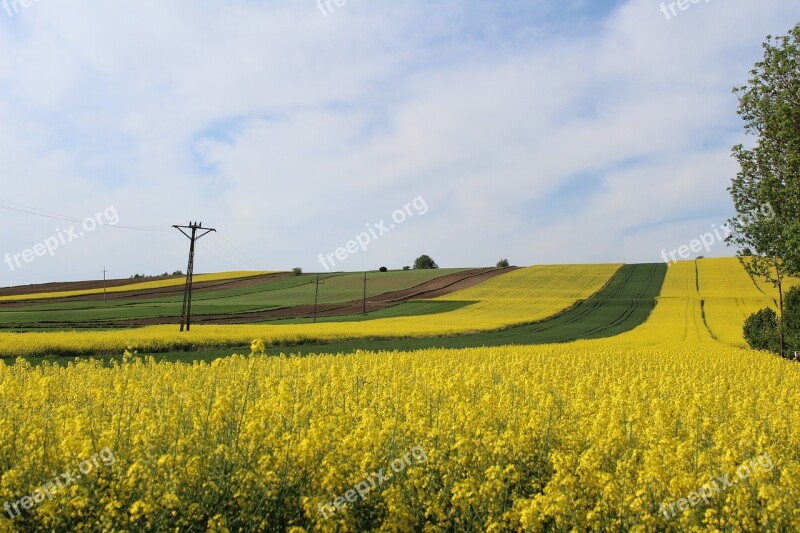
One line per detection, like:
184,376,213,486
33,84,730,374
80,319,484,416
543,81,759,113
58,267,517,326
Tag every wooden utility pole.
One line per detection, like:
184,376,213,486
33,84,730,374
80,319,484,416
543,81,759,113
101,267,108,301
313,273,323,323
173,221,216,331
362,272,368,316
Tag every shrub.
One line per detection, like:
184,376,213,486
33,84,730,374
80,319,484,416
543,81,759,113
785,287,800,355
743,307,781,353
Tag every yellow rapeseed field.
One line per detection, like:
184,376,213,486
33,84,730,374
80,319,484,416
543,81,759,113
0,264,620,357
695,258,778,348
611,258,796,348
0,259,798,530
0,341,797,530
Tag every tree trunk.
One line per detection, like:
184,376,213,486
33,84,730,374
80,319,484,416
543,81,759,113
775,256,785,357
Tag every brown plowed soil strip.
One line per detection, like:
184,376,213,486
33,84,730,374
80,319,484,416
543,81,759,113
0,276,176,296
39,267,517,327
0,273,293,306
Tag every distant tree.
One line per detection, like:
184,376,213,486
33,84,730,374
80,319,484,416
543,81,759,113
402,266,410,271
413,255,438,270
743,308,781,354
497,259,509,268
292,267,303,276
172,270,183,276
379,266,388,272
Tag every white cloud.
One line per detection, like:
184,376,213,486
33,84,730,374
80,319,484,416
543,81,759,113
0,0,797,283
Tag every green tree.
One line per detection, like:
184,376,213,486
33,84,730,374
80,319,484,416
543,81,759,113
497,259,509,268
292,267,303,276
785,286,800,355
727,23,800,355
744,287,800,358
413,255,438,270
743,308,781,353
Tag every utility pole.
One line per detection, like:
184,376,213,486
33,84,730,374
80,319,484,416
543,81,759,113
101,267,108,301
313,273,325,323
173,221,216,331
363,271,368,316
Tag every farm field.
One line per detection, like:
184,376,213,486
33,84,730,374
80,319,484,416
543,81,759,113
0,271,276,302
0,258,790,360
0,268,487,329
697,258,781,348
0,263,621,357
257,262,666,355
0,258,798,531
0,258,799,530
615,258,790,348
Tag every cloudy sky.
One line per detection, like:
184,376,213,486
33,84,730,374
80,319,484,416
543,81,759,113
0,0,798,285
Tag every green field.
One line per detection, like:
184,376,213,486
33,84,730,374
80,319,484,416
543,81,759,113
0,269,470,328
266,300,478,324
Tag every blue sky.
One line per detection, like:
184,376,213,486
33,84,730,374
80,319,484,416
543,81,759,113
0,0,798,284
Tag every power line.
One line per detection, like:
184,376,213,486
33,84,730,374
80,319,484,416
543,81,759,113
203,236,259,270
0,202,83,223
219,234,260,267
197,241,245,271
0,197,171,232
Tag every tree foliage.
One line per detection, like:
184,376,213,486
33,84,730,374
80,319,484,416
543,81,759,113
743,308,781,354
728,24,800,271
743,287,800,357
413,255,438,270
727,24,800,355
784,286,800,355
